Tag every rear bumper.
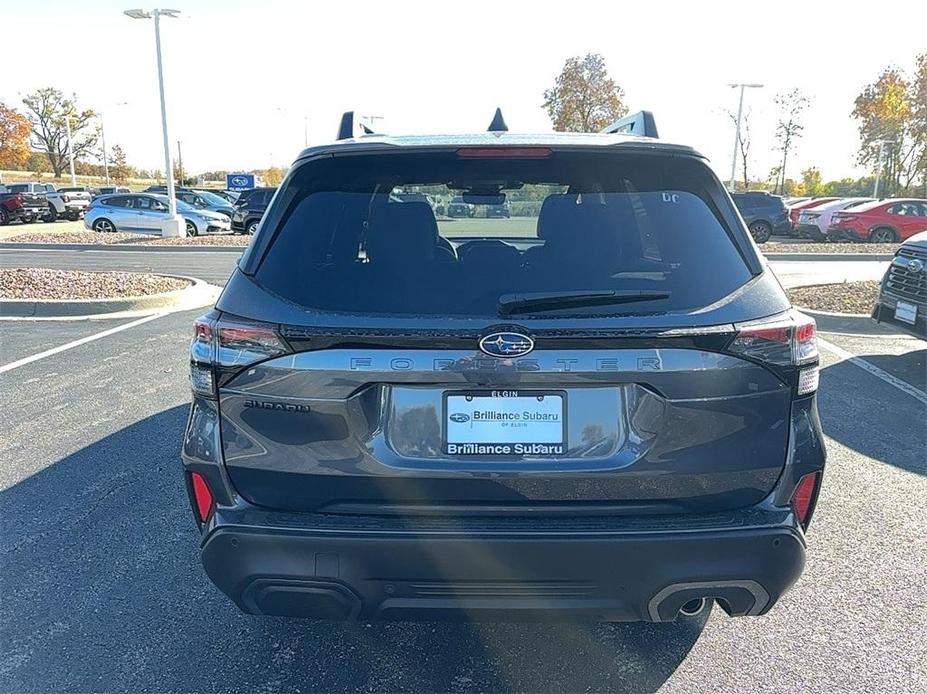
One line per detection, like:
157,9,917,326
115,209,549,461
796,223,824,240
825,226,864,242
200,507,807,622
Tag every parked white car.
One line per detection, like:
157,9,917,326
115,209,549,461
795,198,875,240
84,193,231,236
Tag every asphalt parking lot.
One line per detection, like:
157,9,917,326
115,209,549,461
1,248,925,693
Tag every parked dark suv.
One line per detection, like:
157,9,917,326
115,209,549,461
230,187,276,234
183,111,826,624
730,191,791,243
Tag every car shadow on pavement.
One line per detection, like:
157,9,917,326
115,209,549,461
0,406,708,694
819,349,927,477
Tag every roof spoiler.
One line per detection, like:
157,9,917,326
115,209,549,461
600,111,659,138
336,111,375,140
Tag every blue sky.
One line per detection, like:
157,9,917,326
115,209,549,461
2,0,923,181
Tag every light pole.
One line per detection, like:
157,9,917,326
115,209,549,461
65,113,77,187
727,83,763,190
872,139,895,198
124,8,182,237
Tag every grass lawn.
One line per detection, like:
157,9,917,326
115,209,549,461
438,217,538,238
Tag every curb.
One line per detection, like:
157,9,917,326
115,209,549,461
0,241,244,253
764,253,894,262
0,274,219,318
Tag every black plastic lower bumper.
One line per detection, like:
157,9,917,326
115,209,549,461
200,512,806,623
872,301,927,338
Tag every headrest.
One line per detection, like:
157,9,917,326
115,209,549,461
366,202,438,265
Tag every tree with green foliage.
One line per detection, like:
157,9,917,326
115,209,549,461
852,54,926,195
543,53,628,132
21,88,98,178
800,167,824,196
110,145,131,183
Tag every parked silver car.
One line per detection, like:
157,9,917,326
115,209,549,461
84,193,231,236
177,189,235,218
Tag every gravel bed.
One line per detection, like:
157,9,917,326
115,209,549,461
7,231,248,246
787,281,881,314
0,268,189,300
763,242,899,254
9,231,147,245
143,235,249,246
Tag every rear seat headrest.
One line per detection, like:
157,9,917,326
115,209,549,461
366,202,438,264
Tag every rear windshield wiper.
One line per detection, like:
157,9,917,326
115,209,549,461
497,290,671,317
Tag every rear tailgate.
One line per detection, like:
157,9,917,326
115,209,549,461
217,333,792,513
205,146,803,516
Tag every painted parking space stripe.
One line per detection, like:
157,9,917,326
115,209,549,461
818,337,927,405
0,313,166,374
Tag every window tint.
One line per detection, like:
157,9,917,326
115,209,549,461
8,185,27,194
106,196,130,207
889,202,924,216
254,151,751,318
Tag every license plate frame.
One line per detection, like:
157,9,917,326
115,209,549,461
442,390,567,457
895,300,918,325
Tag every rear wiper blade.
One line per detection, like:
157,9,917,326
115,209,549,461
497,290,671,316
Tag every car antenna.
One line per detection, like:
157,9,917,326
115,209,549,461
337,111,355,140
488,108,508,132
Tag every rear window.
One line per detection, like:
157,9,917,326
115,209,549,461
254,150,752,318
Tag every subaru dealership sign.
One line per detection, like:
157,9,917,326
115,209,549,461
226,173,255,191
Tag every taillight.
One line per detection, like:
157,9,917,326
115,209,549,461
189,472,214,523
728,311,819,395
791,471,821,529
189,313,288,398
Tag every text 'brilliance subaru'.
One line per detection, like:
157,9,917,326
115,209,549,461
182,109,826,623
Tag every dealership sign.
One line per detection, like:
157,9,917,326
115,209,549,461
226,173,256,191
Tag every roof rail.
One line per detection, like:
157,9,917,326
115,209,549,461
600,111,659,138
336,111,377,140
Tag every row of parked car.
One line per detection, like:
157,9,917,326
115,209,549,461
82,186,277,236
0,180,277,238
729,190,927,244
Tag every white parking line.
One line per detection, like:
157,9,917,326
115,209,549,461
818,337,927,405
0,313,166,374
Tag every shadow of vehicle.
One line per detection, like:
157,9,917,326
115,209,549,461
818,348,926,476
0,406,708,694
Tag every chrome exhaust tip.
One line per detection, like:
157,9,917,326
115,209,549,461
679,597,707,617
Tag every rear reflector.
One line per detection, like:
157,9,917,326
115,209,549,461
797,366,819,395
456,147,552,158
790,471,821,529
190,364,215,397
190,472,214,523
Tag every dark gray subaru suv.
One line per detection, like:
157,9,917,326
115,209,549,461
182,111,826,623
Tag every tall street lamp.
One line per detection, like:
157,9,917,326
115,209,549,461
65,113,77,187
728,83,763,190
124,8,182,237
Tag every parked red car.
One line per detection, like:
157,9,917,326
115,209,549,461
827,199,927,243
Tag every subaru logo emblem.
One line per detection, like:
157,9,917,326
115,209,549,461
231,176,248,187
449,413,471,423
906,258,924,273
479,331,534,358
